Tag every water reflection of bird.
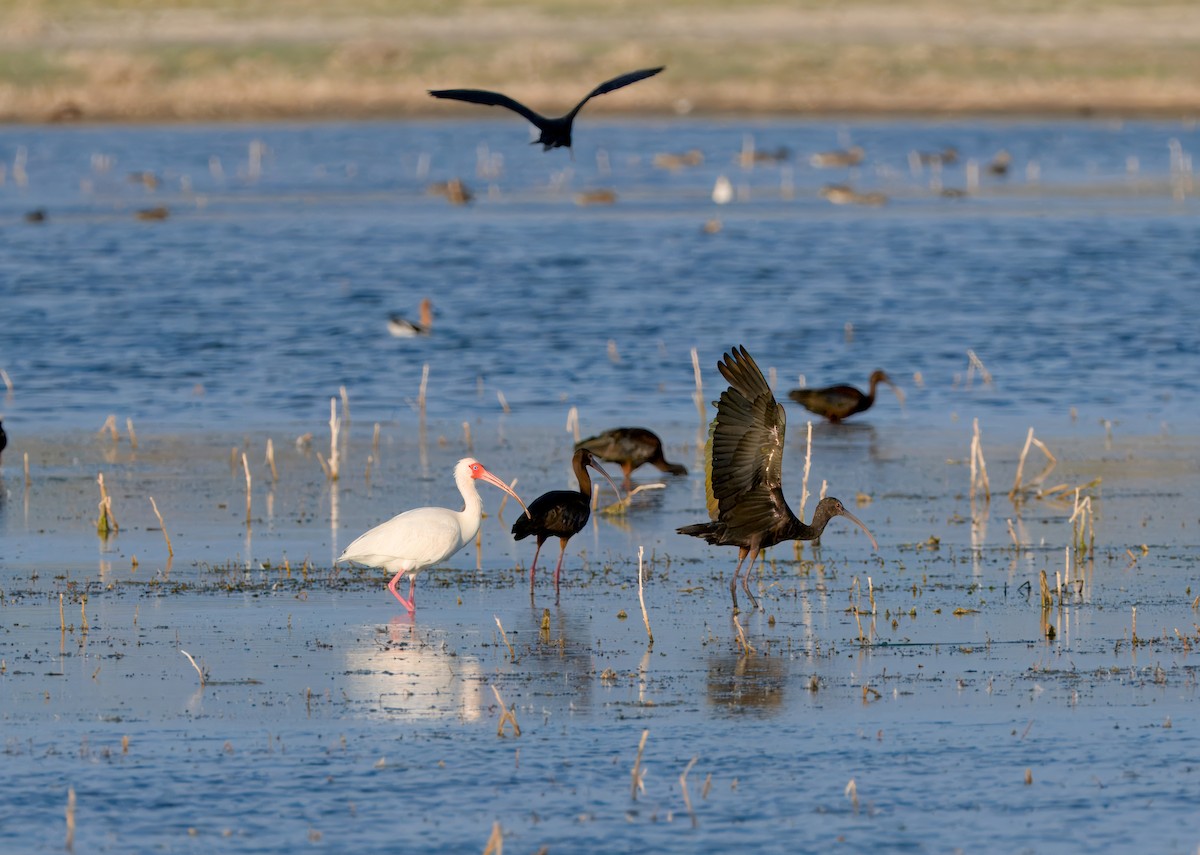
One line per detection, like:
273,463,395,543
787,370,902,422
575,427,687,485
429,66,665,152
337,458,529,613
387,298,433,337
677,346,877,611
707,653,787,713
512,448,622,599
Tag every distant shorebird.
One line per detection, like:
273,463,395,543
575,427,687,485
809,146,865,168
429,66,665,151
388,298,433,337
988,150,1012,176
819,184,888,207
678,347,877,611
788,370,902,422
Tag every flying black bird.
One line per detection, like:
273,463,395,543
787,370,903,423
575,427,687,485
678,346,877,611
429,66,665,151
512,448,622,599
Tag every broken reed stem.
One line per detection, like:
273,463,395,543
969,418,991,501
24,452,30,489
0,367,12,393
565,406,580,443
80,596,89,633
691,347,705,421
638,546,654,646
1011,427,1034,498
125,417,138,450
799,420,813,522
1006,518,1020,548
339,385,351,425
1132,606,1138,645
418,364,429,416
494,616,516,662
59,593,65,632
496,390,510,414
462,421,472,451
680,756,700,828
327,397,341,481
265,438,278,482
95,473,118,535
149,496,174,556
371,422,381,453
241,452,252,523
180,649,206,687
630,729,649,801
482,821,504,855
732,612,756,655
496,478,518,519
1038,570,1053,609
852,577,866,644
966,349,993,386
98,414,118,442
65,786,76,852
491,684,520,737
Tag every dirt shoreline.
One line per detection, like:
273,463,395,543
3,2,1199,125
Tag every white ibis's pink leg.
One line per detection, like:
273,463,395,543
388,570,416,614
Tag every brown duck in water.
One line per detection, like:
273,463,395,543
678,347,877,611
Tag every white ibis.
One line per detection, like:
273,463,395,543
387,298,433,337
512,448,622,600
677,346,878,611
575,426,687,485
428,66,665,152
337,458,530,613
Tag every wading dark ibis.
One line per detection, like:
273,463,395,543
677,346,877,611
575,427,687,485
337,458,529,614
512,448,622,599
429,66,665,152
787,370,902,423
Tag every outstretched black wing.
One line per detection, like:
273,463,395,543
564,66,665,121
428,89,548,130
704,346,788,529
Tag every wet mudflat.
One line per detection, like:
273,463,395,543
2,420,1199,853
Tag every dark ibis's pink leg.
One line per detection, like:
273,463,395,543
529,539,545,592
552,538,569,601
388,570,416,614
740,548,761,611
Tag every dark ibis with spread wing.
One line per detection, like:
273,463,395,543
678,346,877,611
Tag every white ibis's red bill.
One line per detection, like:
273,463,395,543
787,369,903,422
511,448,623,601
337,458,530,614
429,66,664,152
574,426,687,485
678,346,878,612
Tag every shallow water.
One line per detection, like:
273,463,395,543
2,119,1200,852
1,118,1199,437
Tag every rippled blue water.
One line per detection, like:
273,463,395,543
2,118,1198,439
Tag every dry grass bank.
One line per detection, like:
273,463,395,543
2,0,1198,122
